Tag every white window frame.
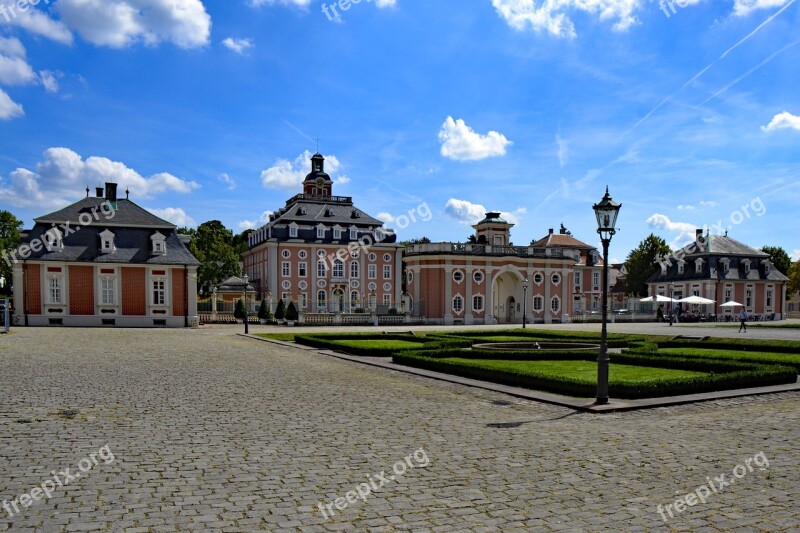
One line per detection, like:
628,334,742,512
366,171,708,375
317,261,327,278
551,296,561,314
383,265,392,280
289,224,298,238
100,275,116,305
472,294,484,312
298,262,307,277
152,277,166,306
533,296,543,312
350,261,359,279
383,294,391,306
452,295,464,314
333,259,344,278
282,262,291,277
368,264,377,279
47,274,64,304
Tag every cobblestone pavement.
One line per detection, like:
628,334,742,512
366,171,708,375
0,327,798,532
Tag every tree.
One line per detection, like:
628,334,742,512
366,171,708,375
274,299,286,321
0,210,23,292
788,261,800,298
624,234,672,297
285,301,298,321
189,220,240,290
234,299,246,320
760,246,791,275
258,299,271,320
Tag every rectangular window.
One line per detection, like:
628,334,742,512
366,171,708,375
298,262,307,277
282,262,291,277
333,228,342,239
574,272,581,287
317,227,325,239
153,280,166,306
533,296,543,312
593,272,600,287
317,261,326,277
289,226,298,238
350,229,357,240
767,289,773,307
368,264,377,279
383,294,391,306
300,293,307,309
383,265,391,280
100,277,115,305
48,276,62,304
473,295,484,312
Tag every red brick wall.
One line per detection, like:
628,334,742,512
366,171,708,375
26,264,41,314
69,266,94,315
172,268,186,317
122,267,146,316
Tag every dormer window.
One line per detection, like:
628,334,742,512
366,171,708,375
297,207,307,216
351,210,360,219
150,231,167,255
677,260,685,275
99,229,116,253
720,258,730,274
326,208,334,217
333,225,342,240
316,225,326,239
742,259,751,276
349,226,358,240
44,227,63,252
695,258,703,274
289,223,298,238
764,263,771,276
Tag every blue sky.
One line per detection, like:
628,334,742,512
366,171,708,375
0,0,798,262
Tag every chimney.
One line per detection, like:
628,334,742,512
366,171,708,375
695,228,703,240
549,228,554,235
105,182,118,203
95,186,104,198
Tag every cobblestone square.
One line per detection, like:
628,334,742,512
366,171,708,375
1,326,798,532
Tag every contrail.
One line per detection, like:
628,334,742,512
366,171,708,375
624,0,797,136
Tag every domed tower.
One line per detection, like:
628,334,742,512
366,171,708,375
303,153,333,197
473,212,513,246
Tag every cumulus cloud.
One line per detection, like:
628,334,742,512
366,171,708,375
238,210,273,230
376,212,395,224
762,111,800,133
0,37,36,86
444,198,525,226
0,147,200,208
791,249,800,261
646,213,698,248
438,117,511,161
217,172,236,190
146,207,196,228
733,0,792,16
39,70,60,93
222,37,253,55
2,8,73,45
248,0,312,7
678,200,717,210
492,0,642,39
260,150,343,192
0,88,24,120
56,0,211,49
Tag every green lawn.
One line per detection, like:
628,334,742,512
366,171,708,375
655,347,800,369
440,358,707,383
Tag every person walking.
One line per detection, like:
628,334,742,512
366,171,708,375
738,308,748,333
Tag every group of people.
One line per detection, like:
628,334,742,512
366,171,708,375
655,304,749,332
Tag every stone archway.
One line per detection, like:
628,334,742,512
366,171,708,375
492,270,525,324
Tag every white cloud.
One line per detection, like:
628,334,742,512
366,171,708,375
491,0,641,39
762,111,800,133
217,172,236,190
0,147,200,208
146,207,196,228
39,70,60,93
334,175,350,186
791,249,800,261
444,198,524,226
260,150,343,192
646,213,698,248
0,37,36,86
556,133,569,168
248,0,312,7
222,37,253,55
677,200,717,210
56,0,211,49
733,0,792,16
0,88,24,120
438,117,511,161
3,8,74,45
376,212,395,224
238,210,273,230
677,204,695,211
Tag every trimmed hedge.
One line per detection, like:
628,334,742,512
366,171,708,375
391,349,796,399
655,338,800,354
294,334,472,357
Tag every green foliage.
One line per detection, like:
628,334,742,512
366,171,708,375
234,299,246,319
294,334,471,357
285,301,298,321
760,246,791,275
274,299,286,320
624,234,672,297
788,260,800,298
258,299,271,320
0,210,23,287
189,220,241,290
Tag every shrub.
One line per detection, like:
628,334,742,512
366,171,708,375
274,299,286,320
258,300,271,320
285,301,299,321
234,299,246,320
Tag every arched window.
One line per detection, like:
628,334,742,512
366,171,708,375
317,290,327,311
333,259,344,278
317,260,327,277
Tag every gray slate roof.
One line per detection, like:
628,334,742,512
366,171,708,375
23,196,199,266
36,197,175,228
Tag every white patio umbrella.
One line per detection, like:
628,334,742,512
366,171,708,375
640,295,677,303
720,301,744,307
677,296,716,305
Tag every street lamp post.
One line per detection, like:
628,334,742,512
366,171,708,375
522,278,529,329
592,186,621,405
669,283,675,326
243,274,249,335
